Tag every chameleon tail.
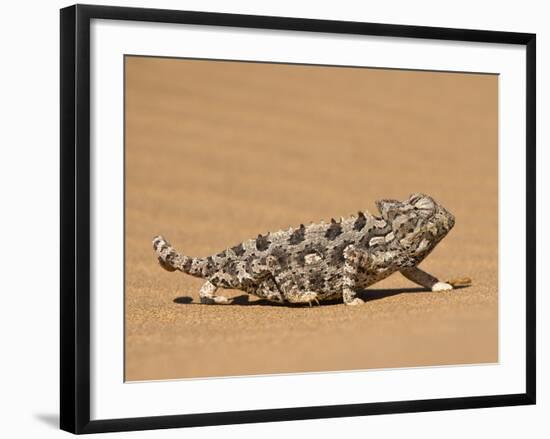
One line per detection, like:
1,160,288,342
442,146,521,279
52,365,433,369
153,235,211,278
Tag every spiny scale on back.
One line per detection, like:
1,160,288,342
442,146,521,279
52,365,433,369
153,193,458,306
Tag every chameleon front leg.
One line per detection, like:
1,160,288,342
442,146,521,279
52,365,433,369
400,266,453,292
342,244,369,306
201,256,284,305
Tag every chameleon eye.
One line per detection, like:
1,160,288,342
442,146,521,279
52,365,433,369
408,193,424,204
413,197,435,211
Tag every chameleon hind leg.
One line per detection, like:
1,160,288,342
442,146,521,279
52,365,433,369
199,279,231,304
199,264,247,304
200,256,281,305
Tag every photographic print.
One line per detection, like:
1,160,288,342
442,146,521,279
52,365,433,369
124,56,498,381
61,5,535,433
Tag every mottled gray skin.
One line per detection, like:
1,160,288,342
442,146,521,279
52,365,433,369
153,193,456,306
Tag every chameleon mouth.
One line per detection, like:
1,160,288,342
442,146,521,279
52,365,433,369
448,214,456,230
440,209,455,232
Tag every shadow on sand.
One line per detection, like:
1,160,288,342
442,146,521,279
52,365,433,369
173,286,468,308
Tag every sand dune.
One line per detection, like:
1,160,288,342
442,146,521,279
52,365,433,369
125,56,498,381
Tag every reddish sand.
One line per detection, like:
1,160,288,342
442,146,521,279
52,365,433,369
124,56,498,381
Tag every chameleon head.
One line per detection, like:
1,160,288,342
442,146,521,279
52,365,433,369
376,193,455,257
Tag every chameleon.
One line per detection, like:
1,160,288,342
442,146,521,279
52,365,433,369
153,193,468,306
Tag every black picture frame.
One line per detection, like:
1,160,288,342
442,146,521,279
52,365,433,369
60,4,536,434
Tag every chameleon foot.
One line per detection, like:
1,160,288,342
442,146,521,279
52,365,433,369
200,295,231,304
345,297,365,306
432,282,453,292
286,290,319,305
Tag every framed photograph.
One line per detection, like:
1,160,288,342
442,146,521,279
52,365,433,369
60,4,536,434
